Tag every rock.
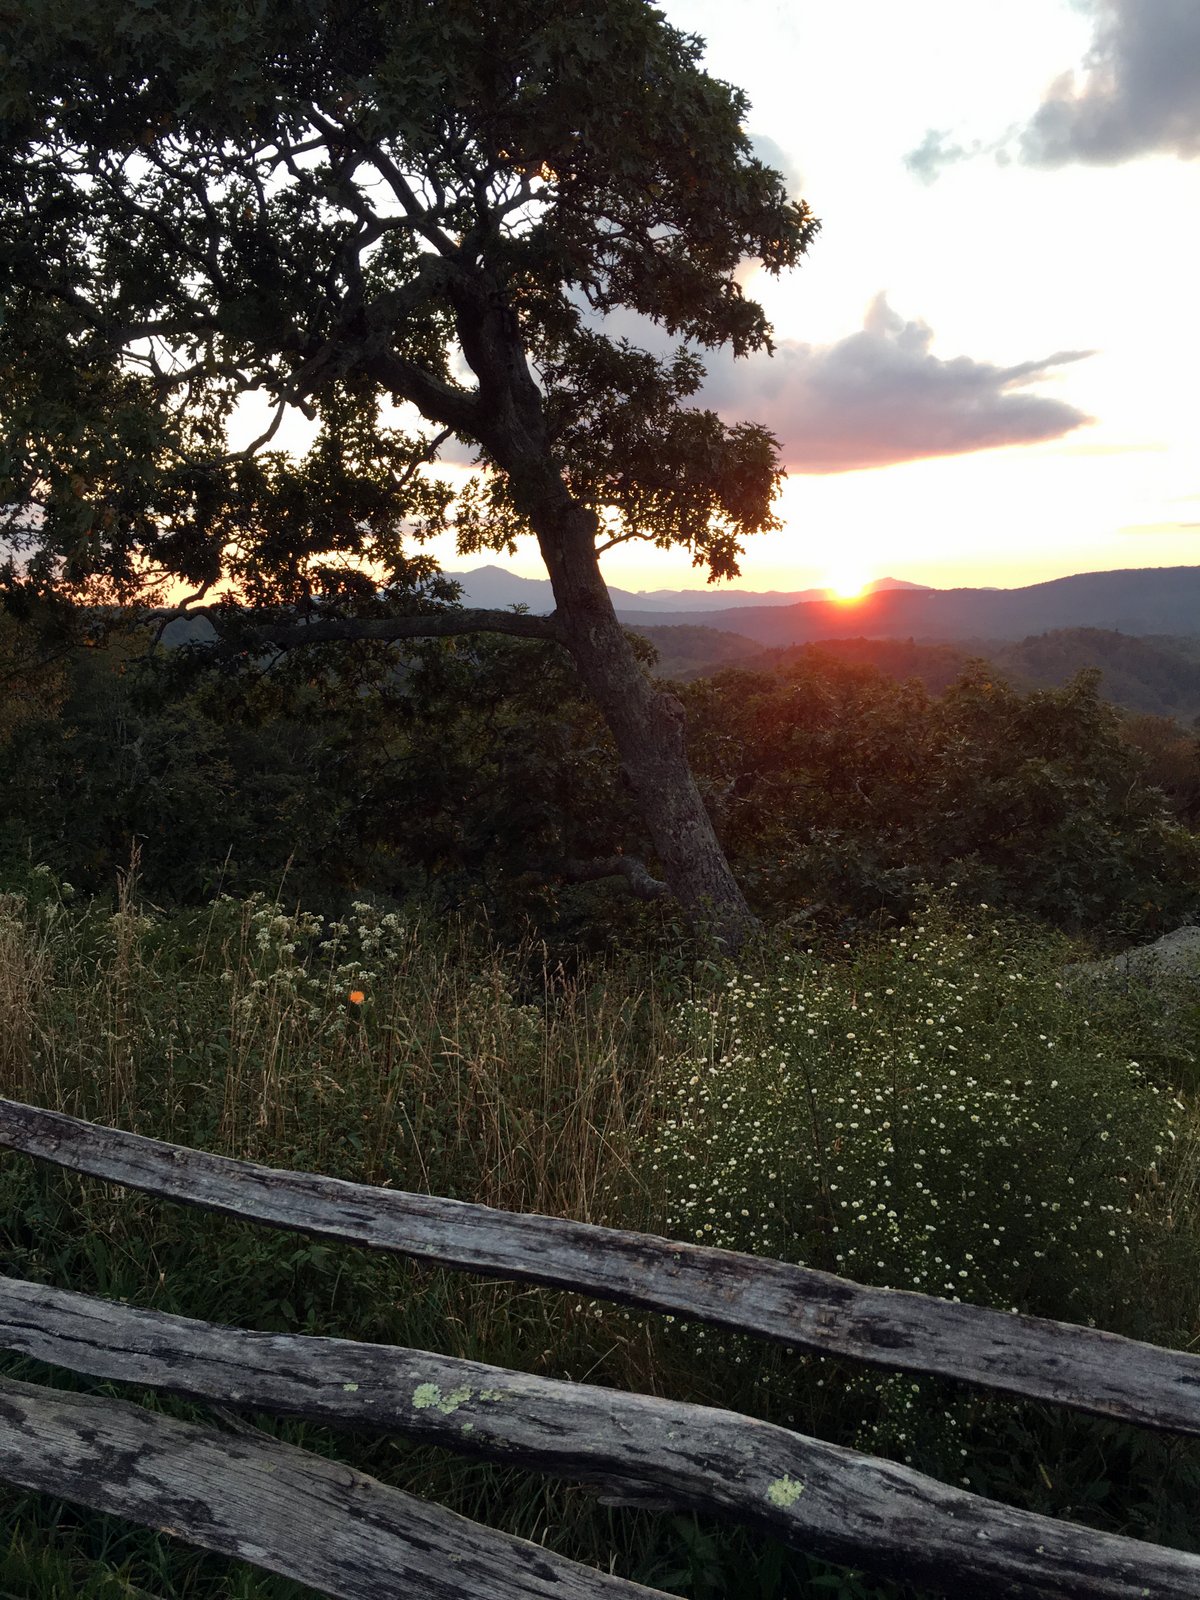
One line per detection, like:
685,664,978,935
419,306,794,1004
1071,925,1200,985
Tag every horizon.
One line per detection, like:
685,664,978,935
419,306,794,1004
448,558,1200,603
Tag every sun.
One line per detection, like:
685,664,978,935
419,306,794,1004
823,568,869,602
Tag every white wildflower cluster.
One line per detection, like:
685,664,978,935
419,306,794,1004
217,894,415,1030
648,911,1174,1322
105,904,157,944
15,864,76,927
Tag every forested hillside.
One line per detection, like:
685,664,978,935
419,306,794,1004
991,630,1200,722
5,628,1198,940
641,624,1200,723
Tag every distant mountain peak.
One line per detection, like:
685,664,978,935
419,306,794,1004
442,566,932,614
870,576,931,592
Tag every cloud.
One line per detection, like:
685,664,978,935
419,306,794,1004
748,132,805,198
908,2,1200,178
1022,0,1200,166
433,433,483,468
702,293,1093,473
904,128,1000,185
904,129,962,185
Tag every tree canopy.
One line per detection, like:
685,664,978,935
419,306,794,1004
1,0,814,602
0,0,818,940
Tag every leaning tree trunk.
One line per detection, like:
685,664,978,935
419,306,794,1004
398,275,760,950
529,487,759,950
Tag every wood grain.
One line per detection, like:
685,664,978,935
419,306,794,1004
4,1097,1200,1437
0,1373,665,1599
3,1274,1198,1598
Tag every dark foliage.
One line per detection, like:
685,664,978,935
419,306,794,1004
686,657,1200,939
3,636,1196,944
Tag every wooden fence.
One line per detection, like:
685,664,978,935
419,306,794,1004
2,1095,1200,1599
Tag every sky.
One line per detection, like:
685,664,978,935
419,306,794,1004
458,0,1200,596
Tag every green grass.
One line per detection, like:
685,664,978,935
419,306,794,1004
1,871,1199,1597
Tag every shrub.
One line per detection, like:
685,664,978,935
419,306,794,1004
686,661,1200,938
648,905,1176,1326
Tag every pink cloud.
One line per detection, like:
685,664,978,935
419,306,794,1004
702,294,1093,473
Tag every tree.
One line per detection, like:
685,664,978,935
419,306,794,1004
0,0,817,945
685,658,1200,937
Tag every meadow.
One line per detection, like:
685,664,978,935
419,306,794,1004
3,864,1200,1597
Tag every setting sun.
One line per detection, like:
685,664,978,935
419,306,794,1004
824,568,869,602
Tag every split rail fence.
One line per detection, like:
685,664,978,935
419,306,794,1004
2,1096,1200,1598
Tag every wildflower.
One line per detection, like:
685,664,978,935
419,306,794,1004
348,989,365,1005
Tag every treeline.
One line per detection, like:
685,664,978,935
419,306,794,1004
688,653,1200,936
753,634,1200,827
3,618,1198,947
643,624,1200,721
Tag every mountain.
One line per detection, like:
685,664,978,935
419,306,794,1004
615,567,1200,644
442,564,929,613
637,626,765,679
611,574,929,611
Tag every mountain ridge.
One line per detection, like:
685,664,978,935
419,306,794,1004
443,564,928,613
634,625,1200,724
616,566,1200,644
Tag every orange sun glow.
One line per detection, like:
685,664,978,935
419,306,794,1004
824,569,869,602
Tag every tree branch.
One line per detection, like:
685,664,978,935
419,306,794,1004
306,103,460,258
560,856,670,900
359,346,484,438
279,256,486,436
594,531,652,555
244,608,562,650
241,256,460,420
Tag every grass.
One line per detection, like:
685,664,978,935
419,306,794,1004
1,870,668,1214
0,871,685,1596
1,868,1200,1597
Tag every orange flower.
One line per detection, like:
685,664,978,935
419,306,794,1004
348,989,365,1005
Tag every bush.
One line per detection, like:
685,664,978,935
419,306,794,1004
648,906,1177,1326
685,661,1200,938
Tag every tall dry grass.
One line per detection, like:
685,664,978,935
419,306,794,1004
0,872,673,1228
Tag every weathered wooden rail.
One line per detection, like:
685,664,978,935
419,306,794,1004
2,1096,1200,1599
4,1098,1199,1434
0,1375,657,1600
